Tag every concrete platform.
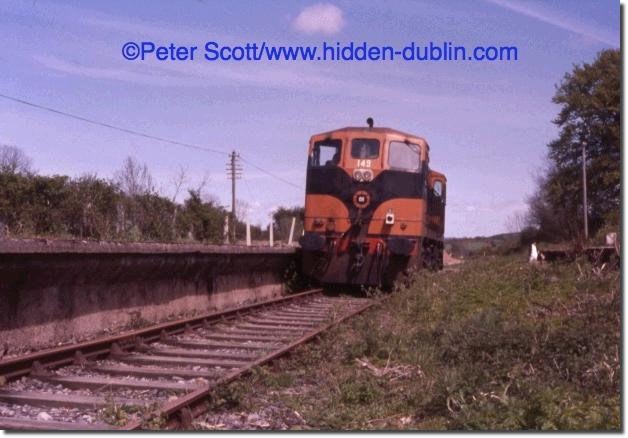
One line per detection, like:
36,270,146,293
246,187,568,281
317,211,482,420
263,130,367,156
0,239,297,353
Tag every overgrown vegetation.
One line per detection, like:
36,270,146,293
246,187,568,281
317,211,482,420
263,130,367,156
0,151,228,242
0,150,304,244
100,396,164,428
100,398,136,427
524,48,619,243
199,256,620,430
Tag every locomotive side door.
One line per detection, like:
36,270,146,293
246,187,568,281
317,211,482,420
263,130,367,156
427,171,446,237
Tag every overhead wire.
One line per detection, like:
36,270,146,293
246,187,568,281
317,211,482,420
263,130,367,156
2,93,521,189
239,155,304,190
0,92,305,189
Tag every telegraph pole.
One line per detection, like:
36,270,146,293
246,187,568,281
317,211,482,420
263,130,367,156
226,151,242,244
581,140,589,241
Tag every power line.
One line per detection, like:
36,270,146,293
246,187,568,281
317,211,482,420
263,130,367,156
0,92,306,190
0,92,228,156
239,155,304,190
1,92,530,183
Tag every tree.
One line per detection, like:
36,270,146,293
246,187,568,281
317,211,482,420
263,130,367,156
0,172,35,233
134,193,176,240
273,206,305,241
0,154,230,243
505,210,527,233
0,145,32,175
526,174,576,242
169,166,188,239
115,156,155,196
178,189,225,243
64,174,120,239
529,49,620,240
114,157,156,237
28,175,70,235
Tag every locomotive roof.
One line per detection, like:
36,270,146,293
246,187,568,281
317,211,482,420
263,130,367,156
313,127,427,143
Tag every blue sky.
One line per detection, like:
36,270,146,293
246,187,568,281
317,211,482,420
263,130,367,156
0,0,619,237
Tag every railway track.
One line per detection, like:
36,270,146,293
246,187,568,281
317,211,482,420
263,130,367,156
0,289,373,430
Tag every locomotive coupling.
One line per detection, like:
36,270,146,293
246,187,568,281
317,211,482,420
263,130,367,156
299,232,326,251
350,241,370,272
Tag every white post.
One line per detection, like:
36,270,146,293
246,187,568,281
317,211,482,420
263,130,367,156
246,222,251,246
223,216,229,244
269,222,274,247
288,217,296,246
529,243,538,263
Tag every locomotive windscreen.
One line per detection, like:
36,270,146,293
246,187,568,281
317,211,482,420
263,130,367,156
351,139,380,159
309,140,342,167
388,141,421,172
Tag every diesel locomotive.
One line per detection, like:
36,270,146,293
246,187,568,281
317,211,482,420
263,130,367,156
299,120,446,288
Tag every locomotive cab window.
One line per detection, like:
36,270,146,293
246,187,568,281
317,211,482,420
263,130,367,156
309,140,342,167
351,139,380,159
433,181,443,197
433,180,446,203
388,141,421,172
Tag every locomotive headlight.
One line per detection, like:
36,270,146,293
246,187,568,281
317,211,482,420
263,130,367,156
363,170,374,181
353,170,364,182
385,209,395,225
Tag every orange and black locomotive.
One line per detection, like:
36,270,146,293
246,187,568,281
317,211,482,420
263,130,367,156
299,120,446,288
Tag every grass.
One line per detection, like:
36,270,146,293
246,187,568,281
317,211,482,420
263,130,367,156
99,396,165,429
99,398,134,427
193,255,620,431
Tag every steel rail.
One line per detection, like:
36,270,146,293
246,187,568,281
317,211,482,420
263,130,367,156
122,298,376,430
0,288,378,431
0,288,323,382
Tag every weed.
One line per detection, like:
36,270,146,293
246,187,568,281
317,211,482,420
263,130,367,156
264,372,295,388
207,381,249,410
192,255,620,430
140,411,167,430
336,375,382,405
99,396,139,426
127,311,150,329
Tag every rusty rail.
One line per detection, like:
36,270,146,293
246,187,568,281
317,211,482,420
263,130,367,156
126,298,375,429
0,289,376,430
0,289,322,382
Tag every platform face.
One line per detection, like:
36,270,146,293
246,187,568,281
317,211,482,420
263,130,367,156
0,239,297,353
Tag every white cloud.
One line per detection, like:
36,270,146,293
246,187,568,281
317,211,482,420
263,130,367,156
31,54,176,86
292,3,345,35
485,0,617,47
